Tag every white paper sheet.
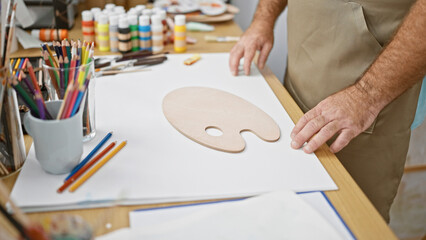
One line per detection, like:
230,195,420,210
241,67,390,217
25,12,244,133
97,191,344,240
127,192,355,240
10,53,337,212
15,27,42,49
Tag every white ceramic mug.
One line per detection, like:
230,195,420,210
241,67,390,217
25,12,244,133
24,101,83,174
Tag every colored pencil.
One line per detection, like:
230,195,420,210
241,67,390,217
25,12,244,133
43,43,57,68
21,72,36,95
65,131,113,181
69,55,76,84
13,58,21,76
63,81,79,119
59,56,64,93
35,93,45,120
58,141,117,193
56,82,73,120
26,61,41,93
10,78,40,117
69,141,127,192
59,83,76,119
18,58,28,80
61,40,67,59
65,40,71,60
43,51,61,97
69,85,85,116
64,55,69,88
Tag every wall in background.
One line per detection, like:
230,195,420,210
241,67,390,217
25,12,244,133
232,0,288,82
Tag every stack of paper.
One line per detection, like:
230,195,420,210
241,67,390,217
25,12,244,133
97,191,349,240
10,53,337,212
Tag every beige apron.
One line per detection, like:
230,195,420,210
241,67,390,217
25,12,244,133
285,0,422,222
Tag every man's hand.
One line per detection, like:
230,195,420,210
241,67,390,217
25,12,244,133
229,23,274,76
290,0,425,154
290,85,381,154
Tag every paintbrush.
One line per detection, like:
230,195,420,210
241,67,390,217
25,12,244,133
0,180,50,240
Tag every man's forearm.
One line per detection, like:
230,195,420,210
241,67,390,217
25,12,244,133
251,0,287,28
356,0,426,113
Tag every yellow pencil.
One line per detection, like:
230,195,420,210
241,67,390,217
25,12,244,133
81,41,87,64
12,58,21,75
69,141,127,192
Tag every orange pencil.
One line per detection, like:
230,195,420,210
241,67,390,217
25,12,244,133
57,141,117,193
69,141,127,192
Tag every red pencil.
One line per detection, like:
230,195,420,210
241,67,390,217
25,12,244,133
60,82,77,119
57,141,117,193
64,82,80,119
27,61,41,93
61,40,67,59
69,55,76,84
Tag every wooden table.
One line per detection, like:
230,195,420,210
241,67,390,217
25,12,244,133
3,17,397,239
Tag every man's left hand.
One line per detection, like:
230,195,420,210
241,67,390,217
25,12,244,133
290,85,381,153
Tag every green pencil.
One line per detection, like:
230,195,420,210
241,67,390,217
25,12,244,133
11,79,40,117
64,56,69,89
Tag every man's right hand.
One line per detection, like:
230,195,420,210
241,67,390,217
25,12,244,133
229,23,274,76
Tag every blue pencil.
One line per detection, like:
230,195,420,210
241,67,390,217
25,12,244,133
65,131,113,181
15,58,24,77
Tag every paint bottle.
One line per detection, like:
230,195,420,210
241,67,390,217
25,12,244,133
114,6,125,14
138,15,152,51
151,15,164,53
105,3,115,12
102,9,110,15
158,10,168,45
97,14,110,52
90,8,101,46
152,7,162,15
174,15,186,53
109,15,119,52
142,9,153,17
118,18,131,53
31,29,68,41
128,14,139,52
81,11,95,44
127,8,137,16
93,12,102,46
90,7,101,16
136,5,146,16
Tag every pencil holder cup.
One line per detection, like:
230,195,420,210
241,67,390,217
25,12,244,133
0,67,27,178
43,60,96,142
23,101,83,174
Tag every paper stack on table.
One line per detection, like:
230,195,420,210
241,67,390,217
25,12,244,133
96,191,349,240
10,53,337,212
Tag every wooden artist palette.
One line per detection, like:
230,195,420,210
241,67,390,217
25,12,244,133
162,87,281,153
